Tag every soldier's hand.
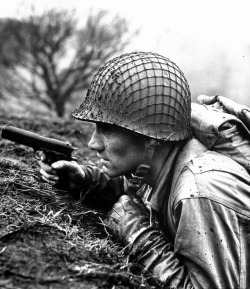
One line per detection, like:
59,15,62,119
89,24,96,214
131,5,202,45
104,195,150,246
39,160,86,191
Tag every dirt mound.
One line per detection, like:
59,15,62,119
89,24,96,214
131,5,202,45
0,112,158,289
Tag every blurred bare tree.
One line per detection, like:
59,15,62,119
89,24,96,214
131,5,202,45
0,9,135,116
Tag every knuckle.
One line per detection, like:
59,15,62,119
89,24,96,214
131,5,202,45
119,195,130,202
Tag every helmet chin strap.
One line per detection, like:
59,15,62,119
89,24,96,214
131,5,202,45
129,138,162,187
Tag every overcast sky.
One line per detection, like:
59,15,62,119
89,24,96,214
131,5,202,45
1,0,250,105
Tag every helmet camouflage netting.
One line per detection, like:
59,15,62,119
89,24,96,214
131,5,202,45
72,51,191,141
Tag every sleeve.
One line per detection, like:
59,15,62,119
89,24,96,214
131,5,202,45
129,168,241,289
130,228,193,288
80,165,125,211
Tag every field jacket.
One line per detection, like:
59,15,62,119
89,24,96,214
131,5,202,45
82,138,250,289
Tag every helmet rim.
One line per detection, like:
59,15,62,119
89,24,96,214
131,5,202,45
72,51,192,141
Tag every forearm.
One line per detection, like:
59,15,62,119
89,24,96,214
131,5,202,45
130,228,193,289
81,165,125,211
104,195,194,287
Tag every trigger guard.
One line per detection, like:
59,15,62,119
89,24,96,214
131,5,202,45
34,150,46,161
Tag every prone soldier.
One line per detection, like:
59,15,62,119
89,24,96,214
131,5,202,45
39,52,250,288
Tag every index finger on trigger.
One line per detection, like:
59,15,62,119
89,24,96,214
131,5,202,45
40,161,54,174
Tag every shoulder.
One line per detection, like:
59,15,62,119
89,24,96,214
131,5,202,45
172,148,250,216
187,150,249,177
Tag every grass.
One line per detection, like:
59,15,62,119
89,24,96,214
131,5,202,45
0,110,159,289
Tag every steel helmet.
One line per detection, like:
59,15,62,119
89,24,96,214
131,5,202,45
72,51,191,141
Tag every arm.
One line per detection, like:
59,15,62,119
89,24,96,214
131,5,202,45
40,160,124,210
130,198,240,288
81,164,125,210
105,168,244,288
104,195,194,288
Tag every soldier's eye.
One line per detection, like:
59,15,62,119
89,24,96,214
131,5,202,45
97,123,113,134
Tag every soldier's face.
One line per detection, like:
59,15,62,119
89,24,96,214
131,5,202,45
88,123,146,178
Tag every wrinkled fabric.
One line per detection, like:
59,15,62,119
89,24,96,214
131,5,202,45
103,195,151,246
130,139,250,288
80,165,125,211
80,138,250,288
144,142,183,213
197,95,250,131
191,103,250,172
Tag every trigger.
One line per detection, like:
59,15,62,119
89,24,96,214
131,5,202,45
34,150,46,161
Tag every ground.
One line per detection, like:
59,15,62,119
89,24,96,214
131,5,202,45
0,111,160,289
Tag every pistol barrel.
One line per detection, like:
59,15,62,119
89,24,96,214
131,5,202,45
1,125,76,156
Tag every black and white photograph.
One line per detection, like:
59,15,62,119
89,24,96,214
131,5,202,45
0,0,250,288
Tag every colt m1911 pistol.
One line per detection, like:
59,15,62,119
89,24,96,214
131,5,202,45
1,124,77,164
